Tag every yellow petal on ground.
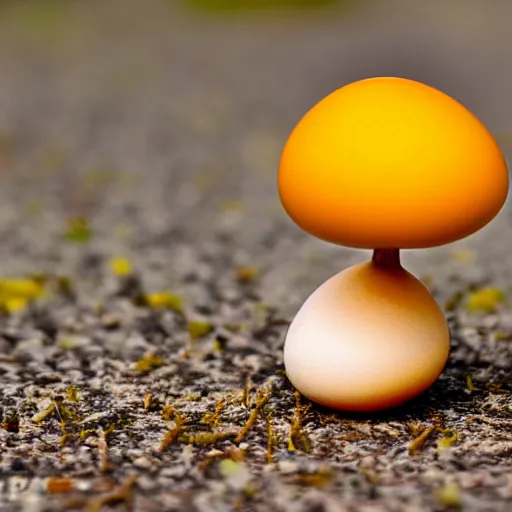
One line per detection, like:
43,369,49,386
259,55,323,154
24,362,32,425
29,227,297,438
466,375,475,393
109,257,133,276
435,482,462,508
134,353,164,373
494,331,512,341
188,321,214,340
146,292,184,313
0,278,46,312
465,287,506,314
2,297,29,313
64,218,93,244
436,433,459,455
236,266,259,283
0,278,45,299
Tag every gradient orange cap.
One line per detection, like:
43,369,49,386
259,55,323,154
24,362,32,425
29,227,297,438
278,77,509,249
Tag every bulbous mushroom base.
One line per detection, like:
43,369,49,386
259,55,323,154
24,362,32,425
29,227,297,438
284,260,450,412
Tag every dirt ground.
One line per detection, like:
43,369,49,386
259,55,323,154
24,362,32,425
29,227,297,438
0,1,510,511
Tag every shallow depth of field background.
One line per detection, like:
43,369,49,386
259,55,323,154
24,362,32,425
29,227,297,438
0,0,511,310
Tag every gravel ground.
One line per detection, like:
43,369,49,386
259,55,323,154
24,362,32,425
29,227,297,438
0,1,510,511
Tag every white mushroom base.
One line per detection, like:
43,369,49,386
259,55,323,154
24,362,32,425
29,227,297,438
284,261,450,412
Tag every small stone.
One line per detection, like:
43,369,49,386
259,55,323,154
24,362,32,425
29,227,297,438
101,314,121,329
14,338,45,362
278,460,299,475
160,466,187,479
497,474,512,499
135,475,158,492
11,458,28,472
133,457,153,470
206,449,224,457
79,412,109,425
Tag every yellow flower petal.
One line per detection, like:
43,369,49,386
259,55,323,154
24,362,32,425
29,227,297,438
110,257,133,276
465,288,506,314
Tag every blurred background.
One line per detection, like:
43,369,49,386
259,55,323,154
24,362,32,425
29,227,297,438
0,0,511,313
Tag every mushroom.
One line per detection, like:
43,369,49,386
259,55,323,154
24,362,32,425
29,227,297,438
278,77,508,412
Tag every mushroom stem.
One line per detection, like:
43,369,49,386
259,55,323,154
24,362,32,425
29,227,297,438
372,248,401,268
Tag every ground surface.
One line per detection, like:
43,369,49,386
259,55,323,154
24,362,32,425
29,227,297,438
0,1,510,511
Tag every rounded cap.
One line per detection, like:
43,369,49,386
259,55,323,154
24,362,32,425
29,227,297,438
278,77,509,249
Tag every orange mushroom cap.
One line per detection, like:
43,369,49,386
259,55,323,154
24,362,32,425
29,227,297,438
278,77,509,249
